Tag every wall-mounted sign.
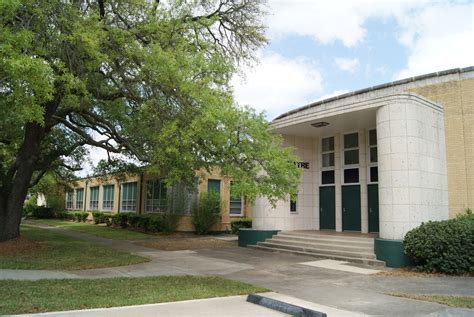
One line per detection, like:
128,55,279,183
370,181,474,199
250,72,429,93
295,161,310,169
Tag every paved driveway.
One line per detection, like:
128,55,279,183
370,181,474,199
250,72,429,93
2,226,473,317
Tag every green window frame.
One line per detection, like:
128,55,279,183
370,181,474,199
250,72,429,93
229,182,243,216
121,182,137,212
145,180,167,212
75,188,84,210
102,185,114,211
89,186,99,210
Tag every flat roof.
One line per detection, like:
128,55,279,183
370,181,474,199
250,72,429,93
273,65,474,121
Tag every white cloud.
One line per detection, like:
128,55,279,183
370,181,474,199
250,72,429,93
394,3,474,79
334,57,359,73
232,51,323,119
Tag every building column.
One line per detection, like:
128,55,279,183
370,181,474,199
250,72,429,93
375,100,448,265
334,133,342,232
359,129,369,233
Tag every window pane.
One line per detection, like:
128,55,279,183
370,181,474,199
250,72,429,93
208,179,221,194
322,137,334,152
290,198,297,212
344,133,358,148
344,149,359,165
322,153,334,167
344,168,359,183
370,166,378,182
370,147,378,163
321,170,335,184
369,130,377,146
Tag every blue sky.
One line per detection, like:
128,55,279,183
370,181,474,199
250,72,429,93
83,0,473,174
232,0,474,120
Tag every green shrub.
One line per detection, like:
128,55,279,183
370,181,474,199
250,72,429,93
230,218,252,234
160,212,179,233
192,191,221,235
149,216,163,232
128,214,140,228
92,211,105,224
456,208,474,222
117,213,129,228
404,216,474,274
54,211,70,220
31,206,54,219
73,212,88,222
137,216,151,231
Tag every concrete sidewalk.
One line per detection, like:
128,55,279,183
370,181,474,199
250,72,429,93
5,292,366,317
2,223,473,317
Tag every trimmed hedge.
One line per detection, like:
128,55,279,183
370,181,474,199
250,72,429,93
404,210,474,274
31,206,54,219
230,218,252,234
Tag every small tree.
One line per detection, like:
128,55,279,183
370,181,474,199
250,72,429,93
192,191,222,235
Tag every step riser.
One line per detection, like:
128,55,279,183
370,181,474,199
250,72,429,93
269,238,374,253
272,237,373,249
277,234,374,246
258,242,376,259
248,245,385,267
280,231,377,242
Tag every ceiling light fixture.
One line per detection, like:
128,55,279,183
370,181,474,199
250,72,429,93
311,122,329,128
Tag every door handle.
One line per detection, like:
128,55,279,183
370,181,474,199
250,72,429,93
343,208,346,213
369,207,373,213
320,207,323,212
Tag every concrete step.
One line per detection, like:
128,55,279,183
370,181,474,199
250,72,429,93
248,245,385,267
258,241,377,259
279,231,376,241
276,233,374,247
269,237,374,253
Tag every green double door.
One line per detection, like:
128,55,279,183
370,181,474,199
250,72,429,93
319,186,335,230
342,185,361,231
368,184,379,233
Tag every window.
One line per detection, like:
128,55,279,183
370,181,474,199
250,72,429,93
368,129,378,183
290,197,297,213
343,132,359,184
89,186,99,210
168,180,198,215
66,192,73,209
321,136,335,185
145,180,167,212
229,182,243,216
75,188,84,210
121,182,137,212
102,185,114,211
208,179,221,194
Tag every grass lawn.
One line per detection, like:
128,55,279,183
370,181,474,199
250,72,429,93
388,292,474,308
33,219,152,240
0,226,149,270
0,276,269,314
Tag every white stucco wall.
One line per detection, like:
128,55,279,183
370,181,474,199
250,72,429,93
377,100,448,240
252,136,318,230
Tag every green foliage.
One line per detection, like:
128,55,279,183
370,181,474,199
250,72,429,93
73,212,88,222
230,218,252,234
92,212,106,224
192,191,222,235
404,216,474,274
116,213,130,228
22,196,37,218
31,206,54,219
137,216,151,231
127,214,141,229
456,208,474,222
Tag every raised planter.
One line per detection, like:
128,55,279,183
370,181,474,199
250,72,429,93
238,228,279,247
375,238,415,268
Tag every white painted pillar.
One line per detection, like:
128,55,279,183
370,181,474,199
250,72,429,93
376,100,448,240
359,128,369,233
334,133,342,232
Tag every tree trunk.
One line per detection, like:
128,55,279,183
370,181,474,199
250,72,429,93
0,122,45,242
0,195,22,241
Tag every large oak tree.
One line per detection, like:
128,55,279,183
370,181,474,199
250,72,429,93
0,0,300,241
